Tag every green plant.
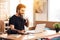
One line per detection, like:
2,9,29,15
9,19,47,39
53,23,60,29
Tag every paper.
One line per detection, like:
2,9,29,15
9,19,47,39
22,34,35,40
0,34,7,38
44,30,56,36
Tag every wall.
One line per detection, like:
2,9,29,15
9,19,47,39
0,0,10,20
10,0,20,16
48,0,60,22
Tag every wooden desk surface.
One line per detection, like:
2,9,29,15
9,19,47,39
7,35,25,40
0,30,60,40
32,30,60,39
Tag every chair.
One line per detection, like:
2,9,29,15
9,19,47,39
0,20,5,33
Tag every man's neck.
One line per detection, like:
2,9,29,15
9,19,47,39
15,13,19,17
15,13,23,18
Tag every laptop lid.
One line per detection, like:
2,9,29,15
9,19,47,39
35,24,46,33
25,24,46,34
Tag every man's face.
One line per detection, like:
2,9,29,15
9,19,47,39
18,8,25,16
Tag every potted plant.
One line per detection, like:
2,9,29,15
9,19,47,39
53,23,60,33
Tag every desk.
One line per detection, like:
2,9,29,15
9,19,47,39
32,30,60,40
0,30,60,40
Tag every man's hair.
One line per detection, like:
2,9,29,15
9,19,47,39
16,4,26,12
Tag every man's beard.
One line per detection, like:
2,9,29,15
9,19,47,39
18,13,23,18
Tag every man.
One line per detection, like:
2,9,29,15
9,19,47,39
7,4,29,34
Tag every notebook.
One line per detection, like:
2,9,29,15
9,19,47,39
25,24,46,34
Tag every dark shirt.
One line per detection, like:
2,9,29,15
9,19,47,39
9,15,26,30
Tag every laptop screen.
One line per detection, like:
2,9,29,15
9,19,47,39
35,24,46,33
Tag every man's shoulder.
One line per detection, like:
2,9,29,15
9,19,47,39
9,15,16,19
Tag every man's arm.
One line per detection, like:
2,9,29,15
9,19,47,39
10,24,18,31
10,24,25,33
9,18,18,31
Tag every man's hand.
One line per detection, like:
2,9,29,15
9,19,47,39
23,17,29,27
17,30,25,34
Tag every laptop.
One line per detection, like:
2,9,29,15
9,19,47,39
25,24,46,34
